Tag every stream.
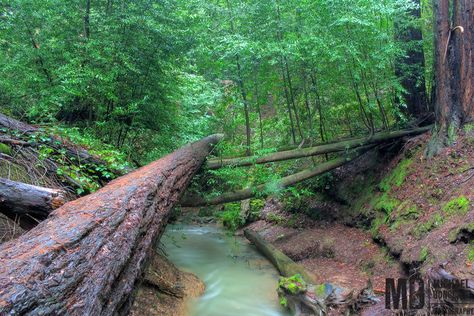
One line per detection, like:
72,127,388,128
161,224,291,316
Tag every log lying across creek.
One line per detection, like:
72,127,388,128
0,134,223,315
0,178,67,230
244,228,315,283
182,147,371,207
206,125,432,169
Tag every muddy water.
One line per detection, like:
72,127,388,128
161,224,290,316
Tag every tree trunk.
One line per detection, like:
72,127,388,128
0,178,67,230
0,134,222,315
206,126,431,169
429,0,474,155
183,148,368,206
244,228,315,282
395,1,430,120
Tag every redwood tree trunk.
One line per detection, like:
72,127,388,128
431,0,473,151
0,178,67,230
395,1,430,120
0,134,222,315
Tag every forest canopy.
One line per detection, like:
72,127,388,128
0,0,434,165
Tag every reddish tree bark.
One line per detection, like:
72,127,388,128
0,134,222,315
430,0,473,152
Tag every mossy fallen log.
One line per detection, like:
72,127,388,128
206,126,431,169
182,148,369,207
0,134,222,315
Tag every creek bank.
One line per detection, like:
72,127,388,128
130,251,205,316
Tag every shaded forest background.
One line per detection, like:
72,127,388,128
1,0,436,197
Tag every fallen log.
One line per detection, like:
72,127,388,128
0,178,67,230
244,228,315,282
0,134,223,315
206,126,432,169
182,148,369,206
0,113,118,171
244,229,326,315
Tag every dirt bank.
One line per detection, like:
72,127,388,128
240,127,474,314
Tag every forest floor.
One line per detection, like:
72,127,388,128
237,126,474,315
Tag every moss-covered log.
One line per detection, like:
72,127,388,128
0,134,222,315
182,149,367,207
206,126,431,169
244,228,315,283
0,178,67,229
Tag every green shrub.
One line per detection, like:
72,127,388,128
218,203,244,231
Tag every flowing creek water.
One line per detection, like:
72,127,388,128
161,224,291,316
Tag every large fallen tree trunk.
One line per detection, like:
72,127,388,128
206,126,432,169
182,148,369,207
0,134,223,315
0,178,67,230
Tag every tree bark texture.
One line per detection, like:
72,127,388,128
0,178,67,230
433,0,473,135
0,134,222,315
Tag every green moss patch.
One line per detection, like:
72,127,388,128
278,274,307,295
412,213,444,239
442,196,470,216
0,143,12,155
379,159,413,192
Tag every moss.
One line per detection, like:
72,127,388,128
442,196,470,216
0,143,12,155
370,214,388,238
278,274,307,295
467,242,474,263
267,213,285,225
419,246,429,262
448,222,474,243
464,122,474,133
315,283,326,298
379,159,413,192
250,198,265,215
373,193,400,214
279,296,288,307
412,213,444,238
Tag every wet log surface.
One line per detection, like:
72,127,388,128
0,178,67,230
0,134,222,315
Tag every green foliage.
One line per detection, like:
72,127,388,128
266,213,285,225
0,143,12,155
279,296,287,307
278,274,307,295
379,159,413,192
442,196,470,216
218,203,245,231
